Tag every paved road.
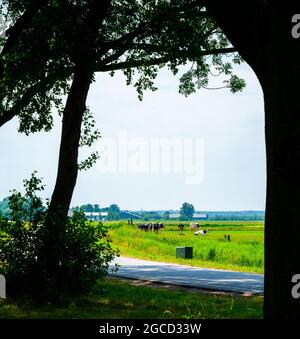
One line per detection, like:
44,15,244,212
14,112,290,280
110,256,264,295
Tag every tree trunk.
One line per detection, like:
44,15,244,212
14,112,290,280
263,58,300,318
42,63,94,292
42,0,111,293
48,64,93,220
260,4,300,318
205,1,300,317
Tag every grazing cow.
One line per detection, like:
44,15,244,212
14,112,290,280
139,222,163,233
194,229,208,236
138,223,150,231
178,223,184,234
190,223,200,231
152,223,160,233
147,223,164,233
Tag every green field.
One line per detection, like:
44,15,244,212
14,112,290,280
107,221,264,273
0,277,263,319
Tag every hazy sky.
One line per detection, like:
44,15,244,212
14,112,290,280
0,62,266,211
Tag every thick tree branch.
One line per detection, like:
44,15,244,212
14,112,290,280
99,48,128,66
96,47,236,72
97,56,170,72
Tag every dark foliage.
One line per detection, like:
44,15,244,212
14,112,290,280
0,173,118,301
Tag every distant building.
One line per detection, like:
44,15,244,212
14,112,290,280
84,212,108,221
193,213,208,220
119,211,141,220
84,211,141,221
169,212,208,220
169,213,181,219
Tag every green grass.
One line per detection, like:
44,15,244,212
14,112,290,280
108,221,264,273
0,277,263,319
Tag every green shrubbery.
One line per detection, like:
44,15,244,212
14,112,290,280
0,173,118,301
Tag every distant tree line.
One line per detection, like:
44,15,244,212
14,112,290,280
1,197,265,222
139,211,164,221
206,212,265,221
75,204,101,213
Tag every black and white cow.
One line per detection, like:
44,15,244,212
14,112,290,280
178,223,184,234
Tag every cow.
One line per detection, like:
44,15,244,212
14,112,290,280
146,222,164,233
190,223,200,231
152,223,161,233
138,223,150,231
178,223,184,235
194,229,208,236
139,222,163,233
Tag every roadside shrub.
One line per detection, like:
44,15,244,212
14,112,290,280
0,173,118,301
207,248,217,261
60,210,118,295
0,173,47,298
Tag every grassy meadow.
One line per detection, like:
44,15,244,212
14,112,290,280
107,220,264,274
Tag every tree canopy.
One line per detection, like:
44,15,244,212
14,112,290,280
0,0,245,134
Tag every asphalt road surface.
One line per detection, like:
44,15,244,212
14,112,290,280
110,256,264,295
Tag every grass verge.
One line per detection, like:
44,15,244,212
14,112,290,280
0,277,263,319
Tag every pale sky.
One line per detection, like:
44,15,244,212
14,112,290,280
0,62,266,211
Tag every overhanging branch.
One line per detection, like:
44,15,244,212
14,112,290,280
95,47,237,72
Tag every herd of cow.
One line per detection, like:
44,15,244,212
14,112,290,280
137,222,209,235
138,222,164,233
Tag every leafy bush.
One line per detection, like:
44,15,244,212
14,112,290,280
59,210,118,295
0,172,46,298
0,172,118,301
